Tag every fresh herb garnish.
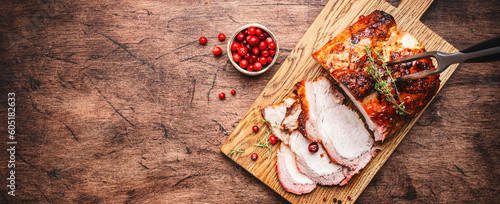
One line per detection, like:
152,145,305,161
364,46,409,115
261,118,270,123
229,149,244,156
255,132,273,159
470,28,475,33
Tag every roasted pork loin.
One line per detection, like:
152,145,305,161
261,97,296,144
312,10,440,141
276,143,316,195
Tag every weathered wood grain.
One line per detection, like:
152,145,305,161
0,0,498,203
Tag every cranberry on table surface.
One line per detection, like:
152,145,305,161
199,36,207,45
231,42,240,51
239,59,248,68
308,142,319,153
218,33,226,41
269,135,277,145
251,153,258,161
231,89,236,95
252,126,259,133
254,62,262,71
212,46,222,56
218,92,225,99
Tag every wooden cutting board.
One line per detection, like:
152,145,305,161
221,0,458,203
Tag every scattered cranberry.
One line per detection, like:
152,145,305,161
252,126,259,133
231,89,236,95
218,33,226,41
219,92,225,99
237,47,247,56
247,27,256,35
251,153,258,161
231,42,240,51
199,36,207,45
252,47,260,55
213,46,222,56
236,33,245,41
248,36,259,47
323,197,326,201
239,59,248,68
254,62,262,71
269,135,277,145
359,15,365,20
233,53,241,62
347,196,352,201
259,57,267,65
308,142,319,153
265,37,273,44
268,42,276,50
255,28,262,36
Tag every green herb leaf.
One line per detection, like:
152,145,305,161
470,28,475,33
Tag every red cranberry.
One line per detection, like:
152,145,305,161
269,49,276,56
261,50,269,57
241,40,248,46
236,33,245,41
308,142,319,153
267,56,273,64
244,30,249,35
248,36,259,47
247,27,256,35
246,35,251,41
252,47,260,55
252,126,259,132
254,62,262,71
255,28,262,36
245,44,252,50
239,59,248,68
247,64,254,71
323,197,327,201
231,42,240,51
269,135,277,145
359,15,365,20
258,33,267,40
265,37,273,44
243,52,251,60
218,33,226,41
268,42,276,50
231,89,236,95
213,46,222,56
199,36,207,45
258,41,267,50
233,53,241,62
219,92,225,99
250,55,258,62
237,47,247,56
251,153,258,161
259,57,267,65
347,196,352,200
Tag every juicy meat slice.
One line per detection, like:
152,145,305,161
289,131,356,186
312,10,440,141
281,100,302,132
276,143,316,195
262,97,296,144
297,76,378,171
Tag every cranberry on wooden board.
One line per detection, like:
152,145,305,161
251,153,258,161
308,142,319,153
213,46,222,56
199,36,207,45
359,15,365,20
218,33,226,41
323,197,326,201
218,92,225,99
252,126,259,132
269,135,277,145
230,89,236,95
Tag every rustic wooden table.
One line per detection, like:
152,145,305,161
0,0,498,203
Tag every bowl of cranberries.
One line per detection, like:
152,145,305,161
227,24,279,76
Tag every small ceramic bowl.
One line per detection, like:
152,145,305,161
227,23,279,76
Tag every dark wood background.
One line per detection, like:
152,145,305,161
0,0,498,203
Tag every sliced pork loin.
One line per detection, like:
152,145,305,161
289,131,356,186
281,100,302,132
262,97,296,144
276,143,316,195
297,76,378,171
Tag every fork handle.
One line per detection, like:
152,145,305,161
460,36,500,63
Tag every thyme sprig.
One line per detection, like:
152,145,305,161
364,46,409,115
255,130,273,159
229,149,245,156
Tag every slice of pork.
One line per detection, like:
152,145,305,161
262,97,296,144
281,100,302,132
288,131,356,186
297,76,378,171
276,143,316,195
